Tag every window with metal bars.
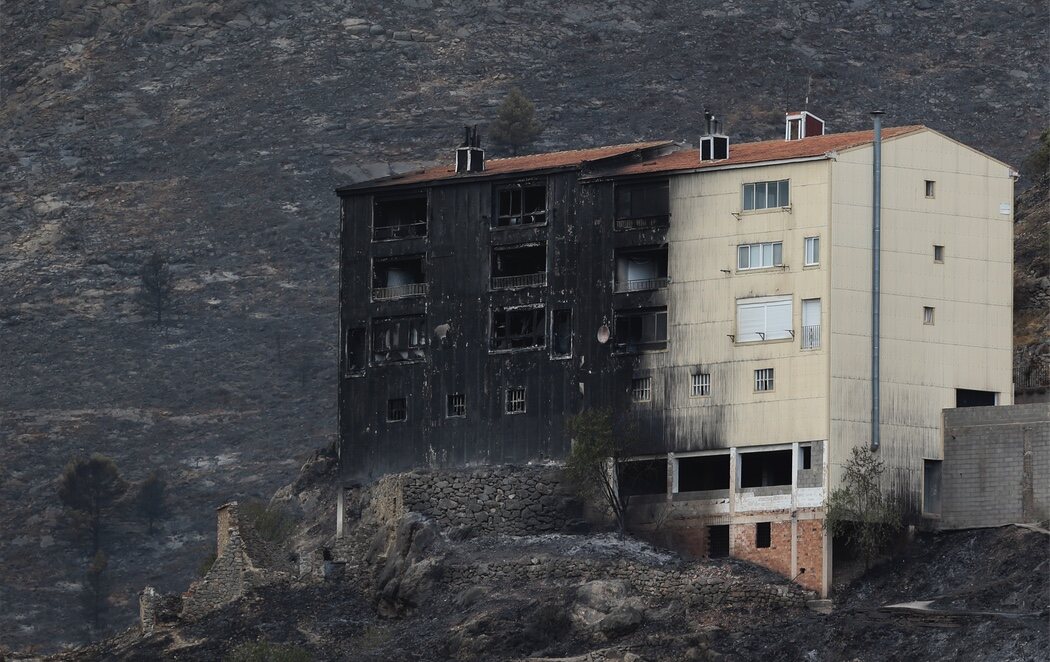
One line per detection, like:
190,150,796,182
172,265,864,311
446,393,465,418
631,377,652,402
386,397,407,422
505,387,526,414
690,373,710,397
754,368,774,392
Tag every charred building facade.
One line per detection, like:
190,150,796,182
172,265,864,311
337,115,1015,595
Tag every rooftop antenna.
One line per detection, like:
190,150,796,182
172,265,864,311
804,75,812,112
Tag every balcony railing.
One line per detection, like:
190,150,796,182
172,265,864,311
614,214,670,231
490,272,547,290
613,339,668,354
373,221,427,241
373,282,428,301
801,324,820,349
615,277,670,293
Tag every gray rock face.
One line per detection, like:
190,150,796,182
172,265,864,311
572,579,645,638
372,512,445,616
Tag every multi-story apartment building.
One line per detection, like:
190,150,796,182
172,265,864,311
336,115,1015,594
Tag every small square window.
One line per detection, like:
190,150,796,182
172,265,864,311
923,306,935,325
447,393,466,418
755,368,774,392
631,377,652,402
506,387,526,414
690,373,711,397
756,522,771,548
386,398,407,422
925,180,936,198
933,245,944,263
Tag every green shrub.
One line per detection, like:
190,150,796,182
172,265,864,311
240,501,297,545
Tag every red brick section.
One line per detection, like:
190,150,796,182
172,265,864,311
794,520,824,594
731,517,824,595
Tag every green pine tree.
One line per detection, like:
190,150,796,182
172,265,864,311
488,87,543,156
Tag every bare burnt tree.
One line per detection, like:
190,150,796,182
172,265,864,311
57,455,127,555
81,551,110,634
137,250,174,323
135,471,168,535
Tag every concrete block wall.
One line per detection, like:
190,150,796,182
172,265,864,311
941,403,1050,529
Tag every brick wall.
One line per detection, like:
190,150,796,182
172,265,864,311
941,403,1050,529
730,517,824,594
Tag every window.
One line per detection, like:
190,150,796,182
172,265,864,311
677,454,729,492
446,393,466,418
614,307,668,353
804,236,820,266
491,244,547,289
615,246,669,292
754,368,775,392
925,180,936,198
800,445,812,471
933,245,944,263
550,309,572,358
742,179,789,211
739,449,792,487
801,298,821,349
617,459,667,497
372,256,426,300
373,194,427,241
491,306,545,351
386,398,407,422
614,180,670,230
923,459,942,516
505,387,526,414
707,525,730,558
344,327,366,375
956,389,996,407
372,315,426,365
631,376,652,402
923,306,935,325
737,242,783,270
690,373,711,397
756,522,771,548
736,296,792,342
495,183,547,227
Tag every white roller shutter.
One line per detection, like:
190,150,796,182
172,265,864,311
766,299,792,339
736,296,793,342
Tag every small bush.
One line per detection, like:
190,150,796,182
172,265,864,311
197,551,216,578
224,641,312,662
240,501,297,545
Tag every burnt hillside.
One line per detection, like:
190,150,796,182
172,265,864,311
1,0,1047,650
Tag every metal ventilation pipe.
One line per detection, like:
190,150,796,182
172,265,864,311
870,111,884,452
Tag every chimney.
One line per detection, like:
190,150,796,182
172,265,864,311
455,125,485,174
699,110,729,161
785,111,826,141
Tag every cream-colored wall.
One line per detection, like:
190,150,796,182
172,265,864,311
828,130,1015,504
637,160,832,452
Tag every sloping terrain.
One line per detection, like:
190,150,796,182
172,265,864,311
1,0,1048,651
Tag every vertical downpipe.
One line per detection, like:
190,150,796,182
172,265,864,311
870,111,884,452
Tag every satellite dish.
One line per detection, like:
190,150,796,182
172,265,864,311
434,323,451,339
596,324,611,344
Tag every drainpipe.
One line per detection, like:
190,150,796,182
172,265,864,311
870,111,884,452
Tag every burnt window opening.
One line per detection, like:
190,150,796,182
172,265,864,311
617,459,667,498
614,307,668,353
373,194,427,241
372,315,426,365
923,459,942,516
372,256,426,300
491,244,547,289
707,525,730,558
631,376,652,402
677,454,730,492
491,306,545,351
505,387,526,414
614,180,670,230
387,397,407,422
447,393,466,418
739,449,792,488
551,309,572,358
495,183,547,227
615,246,669,292
755,522,771,548
800,445,812,471
344,327,366,376
956,389,996,407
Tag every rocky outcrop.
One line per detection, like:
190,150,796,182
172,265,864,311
368,512,445,616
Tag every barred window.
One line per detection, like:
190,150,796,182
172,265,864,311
505,387,526,414
754,368,774,392
691,373,711,397
386,397,407,422
631,377,652,402
447,393,466,418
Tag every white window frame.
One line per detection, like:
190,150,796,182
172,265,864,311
631,376,653,403
505,387,526,414
742,179,790,211
690,373,711,397
801,298,821,350
737,241,784,271
736,295,793,343
804,236,820,266
754,368,775,392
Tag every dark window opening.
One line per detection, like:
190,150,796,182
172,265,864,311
505,387,526,414
495,184,547,227
617,459,667,498
800,446,812,471
614,307,668,353
756,522,771,548
372,256,426,300
344,327,366,375
372,315,426,365
707,525,729,558
551,309,572,358
923,459,942,516
956,388,996,407
491,244,547,289
615,246,669,292
447,393,466,418
386,397,407,422
678,455,730,492
373,194,427,241
739,450,792,488
615,180,670,230
491,307,545,351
